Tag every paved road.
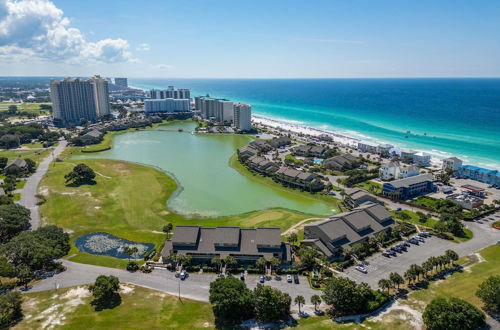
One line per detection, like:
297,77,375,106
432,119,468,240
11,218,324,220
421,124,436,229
30,260,315,305
344,213,500,287
19,140,67,229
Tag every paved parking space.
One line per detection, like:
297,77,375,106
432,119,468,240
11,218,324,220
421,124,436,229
344,212,500,287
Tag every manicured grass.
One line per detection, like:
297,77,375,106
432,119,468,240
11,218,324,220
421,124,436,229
391,210,439,228
40,157,313,268
15,179,27,189
408,244,500,310
229,153,340,210
15,284,214,330
0,147,52,164
0,102,51,116
13,193,21,201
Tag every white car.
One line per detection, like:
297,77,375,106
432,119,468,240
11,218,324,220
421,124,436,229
287,274,293,283
355,265,368,274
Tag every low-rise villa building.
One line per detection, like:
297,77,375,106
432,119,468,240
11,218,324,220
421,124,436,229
249,140,273,152
345,188,382,208
161,226,291,264
301,202,396,259
4,158,27,173
442,157,463,173
446,193,483,210
377,143,394,154
357,141,378,154
292,145,329,158
457,165,500,186
237,145,258,162
382,173,435,200
323,154,359,171
268,136,292,148
247,155,280,175
274,166,324,192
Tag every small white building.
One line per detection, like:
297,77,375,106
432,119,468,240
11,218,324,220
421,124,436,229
413,152,431,167
380,161,420,181
442,157,463,173
357,141,378,153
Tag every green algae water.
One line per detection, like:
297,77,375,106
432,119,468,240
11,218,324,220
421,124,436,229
79,121,335,217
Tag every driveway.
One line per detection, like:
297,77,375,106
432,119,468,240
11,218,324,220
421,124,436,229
19,140,67,229
343,214,500,287
29,260,316,306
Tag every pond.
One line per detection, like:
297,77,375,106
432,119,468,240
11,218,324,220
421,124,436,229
77,121,336,217
75,232,154,259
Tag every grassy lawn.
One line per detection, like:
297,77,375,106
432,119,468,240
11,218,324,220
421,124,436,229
229,153,340,210
0,147,52,164
354,180,382,194
391,210,439,228
0,102,51,116
15,284,214,330
40,157,314,268
15,179,27,189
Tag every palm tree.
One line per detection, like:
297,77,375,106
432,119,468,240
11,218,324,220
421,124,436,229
211,256,222,273
224,256,237,271
422,261,433,278
404,269,415,284
124,246,138,262
287,233,298,245
389,272,404,290
440,255,450,269
445,249,459,265
162,223,173,238
269,257,281,274
294,295,306,315
378,279,392,293
310,295,321,312
256,257,267,272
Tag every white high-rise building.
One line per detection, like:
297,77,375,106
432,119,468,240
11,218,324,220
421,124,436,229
50,76,110,125
233,103,252,131
195,96,233,123
150,86,190,100
144,99,190,113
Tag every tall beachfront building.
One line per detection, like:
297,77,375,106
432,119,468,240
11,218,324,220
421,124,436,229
114,77,128,88
233,103,252,131
150,86,190,99
195,96,233,123
50,76,110,126
144,99,190,113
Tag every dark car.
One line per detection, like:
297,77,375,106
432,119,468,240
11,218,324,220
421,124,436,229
294,275,299,284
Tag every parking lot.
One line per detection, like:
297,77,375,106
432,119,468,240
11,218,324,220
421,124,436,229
344,213,500,287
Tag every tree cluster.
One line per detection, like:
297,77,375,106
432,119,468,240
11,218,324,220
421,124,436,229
65,163,96,186
209,278,291,324
88,275,121,310
0,203,31,242
423,296,485,330
322,276,389,316
476,275,500,313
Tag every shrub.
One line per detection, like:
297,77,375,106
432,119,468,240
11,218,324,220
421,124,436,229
126,261,139,272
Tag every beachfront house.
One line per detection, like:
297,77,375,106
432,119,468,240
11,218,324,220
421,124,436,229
377,143,394,155
357,142,378,154
161,226,292,265
301,202,395,260
323,154,359,171
274,166,324,192
413,152,431,167
382,173,435,200
442,157,463,173
379,161,419,181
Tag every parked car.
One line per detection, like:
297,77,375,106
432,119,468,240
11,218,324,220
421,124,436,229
275,275,282,281
287,274,293,283
240,273,245,281
180,270,187,280
382,251,391,257
409,238,419,245
217,274,225,278
294,274,300,284
396,207,402,211
355,265,368,274
259,275,265,283
414,235,425,242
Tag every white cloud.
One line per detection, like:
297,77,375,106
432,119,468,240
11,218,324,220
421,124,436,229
136,43,150,51
0,0,134,64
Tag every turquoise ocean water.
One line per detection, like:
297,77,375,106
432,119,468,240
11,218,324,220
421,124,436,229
130,78,500,170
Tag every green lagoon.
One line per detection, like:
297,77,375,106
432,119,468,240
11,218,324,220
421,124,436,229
77,121,336,217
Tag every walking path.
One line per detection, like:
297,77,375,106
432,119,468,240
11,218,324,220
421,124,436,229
281,217,326,236
19,140,67,229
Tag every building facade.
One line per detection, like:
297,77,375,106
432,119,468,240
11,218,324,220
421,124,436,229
357,141,378,154
442,157,463,173
50,77,110,125
379,161,419,181
457,165,500,186
150,86,191,100
114,78,128,88
301,202,395,259
161,226,291,264
144,99,190,113
382,173,435,200
233,102,252,131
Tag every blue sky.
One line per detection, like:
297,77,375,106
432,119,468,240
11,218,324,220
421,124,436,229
1,0,499,78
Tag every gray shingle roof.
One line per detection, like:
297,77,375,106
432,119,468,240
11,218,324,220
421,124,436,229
171,226,200,245
386,173,434,189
